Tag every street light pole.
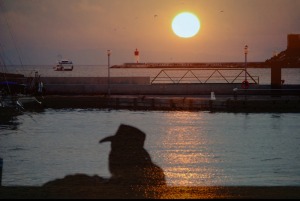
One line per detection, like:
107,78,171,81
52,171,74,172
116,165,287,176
107,50,111,96
244,45,248,82
243,45,249,100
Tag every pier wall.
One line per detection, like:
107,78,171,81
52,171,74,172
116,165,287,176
41,95,300,112
39,77,300,96
40,77,150,85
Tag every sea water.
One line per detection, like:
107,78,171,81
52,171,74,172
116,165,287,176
0,109,300,187
1,66,300,186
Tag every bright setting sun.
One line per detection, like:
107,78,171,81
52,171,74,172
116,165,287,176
172,12,201,38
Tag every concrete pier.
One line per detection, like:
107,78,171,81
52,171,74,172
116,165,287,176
20,76,299,112
39,94,300,113
37,76,300,96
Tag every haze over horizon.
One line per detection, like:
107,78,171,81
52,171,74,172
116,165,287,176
0,0,299,66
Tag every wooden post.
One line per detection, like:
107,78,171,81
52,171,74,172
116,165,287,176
0,158,3,186
151,99,155,109
271,62,282,97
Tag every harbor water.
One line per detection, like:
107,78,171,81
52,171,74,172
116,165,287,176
0,109,300,187
1,66,300,187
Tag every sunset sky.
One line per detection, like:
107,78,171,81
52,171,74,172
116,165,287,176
0,0,299,65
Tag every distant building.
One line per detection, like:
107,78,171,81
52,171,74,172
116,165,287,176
287,34,300,50
265,34,300,67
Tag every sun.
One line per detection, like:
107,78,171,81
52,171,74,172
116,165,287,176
172,12,201,38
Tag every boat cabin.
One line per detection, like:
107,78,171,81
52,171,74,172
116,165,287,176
54,60,74,71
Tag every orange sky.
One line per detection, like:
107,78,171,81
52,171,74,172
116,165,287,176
1,0,300,65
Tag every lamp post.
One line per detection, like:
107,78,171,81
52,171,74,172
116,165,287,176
107,50,111,96
244,45,248,82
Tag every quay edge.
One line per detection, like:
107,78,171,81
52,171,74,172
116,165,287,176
20,77,300,112
37,77,300,96
39,95,300,113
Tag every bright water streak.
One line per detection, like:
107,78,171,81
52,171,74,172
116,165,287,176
0,109,300,187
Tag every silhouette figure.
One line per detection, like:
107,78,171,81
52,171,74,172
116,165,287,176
42,124,166,198
100,124,166,187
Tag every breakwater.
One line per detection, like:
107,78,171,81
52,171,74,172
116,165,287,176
38,76,300,96
40,95,300,113
31,76,300,112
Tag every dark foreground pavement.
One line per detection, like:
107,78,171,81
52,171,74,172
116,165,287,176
1,185,300,199
1,173,299,199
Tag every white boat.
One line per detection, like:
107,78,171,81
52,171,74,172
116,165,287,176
53,59,74,71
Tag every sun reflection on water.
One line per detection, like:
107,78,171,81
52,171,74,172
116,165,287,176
158,111,223,186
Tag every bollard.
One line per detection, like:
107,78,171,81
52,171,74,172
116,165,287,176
151,98,155,108
233,88,238,100
0,158,3,186
210,92,216,100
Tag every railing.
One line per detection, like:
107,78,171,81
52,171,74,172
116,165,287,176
151,68,259,84
113,62,267,68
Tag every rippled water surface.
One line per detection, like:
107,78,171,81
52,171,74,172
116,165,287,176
1,109,300,186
